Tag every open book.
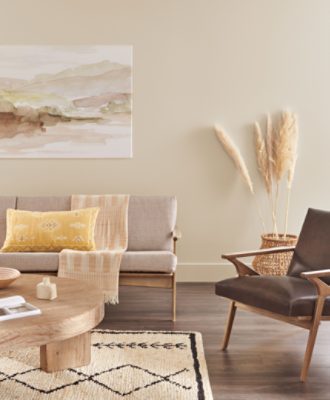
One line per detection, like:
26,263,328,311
0,296,41,321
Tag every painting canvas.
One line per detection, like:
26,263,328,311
0,45,132,158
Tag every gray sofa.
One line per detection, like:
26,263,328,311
0,195,179,320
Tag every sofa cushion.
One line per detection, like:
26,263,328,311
0,197,16,247
121,251,177,273
1,207,100,253
127,196,177,251
0,251,177,273
0,252,59,272
215,275,330,316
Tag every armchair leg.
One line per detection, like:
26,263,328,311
221,301,237,350
172,273,176,322
300,296,325,382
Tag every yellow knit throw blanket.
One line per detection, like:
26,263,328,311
58,194,130,304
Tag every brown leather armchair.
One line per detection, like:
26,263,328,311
215,208,330,382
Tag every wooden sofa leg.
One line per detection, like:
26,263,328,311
172,273,176,322
221,301,237,351
300,297,325,382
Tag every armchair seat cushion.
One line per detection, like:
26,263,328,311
120,251,176,273
215,275,330,317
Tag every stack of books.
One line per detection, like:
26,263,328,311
0,296,41,321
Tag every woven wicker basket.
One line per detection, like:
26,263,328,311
252,233,298,276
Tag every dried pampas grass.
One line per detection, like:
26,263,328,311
213,110,298,237
282,112,298,236
286,113,299,189
214,124,267,232
214,125,254,194
265,113,278,235
266,113,274,176
254,121,271,194
255,117,278,235
270,111,299,237
274,111,298,183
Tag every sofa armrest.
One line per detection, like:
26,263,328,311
172,226,182,241
172,226,181,255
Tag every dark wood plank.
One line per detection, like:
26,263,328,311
99,283,330,400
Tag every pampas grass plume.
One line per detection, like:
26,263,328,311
286,113,298,189
274,111,298,182
254,121,271,194
266,113,274,172
214,124,254,194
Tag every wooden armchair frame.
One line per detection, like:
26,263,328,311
119,226,181,322
221,246,330,382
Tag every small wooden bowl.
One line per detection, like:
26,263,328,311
0,267,21,288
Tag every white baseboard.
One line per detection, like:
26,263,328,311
176,262,236,282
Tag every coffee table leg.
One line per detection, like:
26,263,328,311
40,331,91,373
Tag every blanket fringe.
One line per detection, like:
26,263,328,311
104,293,119,304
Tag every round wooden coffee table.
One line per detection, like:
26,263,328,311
0,274,104,372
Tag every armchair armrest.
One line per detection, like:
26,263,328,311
301,269,330,296
172,226,182,241
222,246,295,277
301,269,330,279
222,246,295,260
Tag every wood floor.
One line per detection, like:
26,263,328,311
99,283,330,400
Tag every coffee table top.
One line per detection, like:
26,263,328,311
0,274,104,348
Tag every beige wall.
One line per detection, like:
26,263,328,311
0,0,329,281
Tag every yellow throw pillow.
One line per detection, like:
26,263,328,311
1,207,100,252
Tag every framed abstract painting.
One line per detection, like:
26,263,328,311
0,45,132,158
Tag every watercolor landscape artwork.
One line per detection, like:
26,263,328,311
0,45,132,158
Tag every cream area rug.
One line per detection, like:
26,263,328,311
0,330,213,400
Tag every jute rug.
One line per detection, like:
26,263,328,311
0,330,213,400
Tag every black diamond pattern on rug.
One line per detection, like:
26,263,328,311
0,364,192,396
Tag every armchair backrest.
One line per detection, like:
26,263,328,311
287,208,330,284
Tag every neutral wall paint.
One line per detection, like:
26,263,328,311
0,0,329,281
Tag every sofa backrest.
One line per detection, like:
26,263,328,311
0,195,177,251
127,196,177,251
16,196,71,212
